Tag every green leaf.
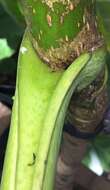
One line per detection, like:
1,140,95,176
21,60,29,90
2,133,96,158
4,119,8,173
0,38,14,60
0,0,25,25
0,4,23,49
0,4,24,75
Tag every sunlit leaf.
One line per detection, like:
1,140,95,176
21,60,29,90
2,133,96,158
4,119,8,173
0,38,14,60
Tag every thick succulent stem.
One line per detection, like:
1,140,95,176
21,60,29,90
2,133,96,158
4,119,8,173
20,0,103,70
1,1,108,190
0,31,90,190
55,132,88,190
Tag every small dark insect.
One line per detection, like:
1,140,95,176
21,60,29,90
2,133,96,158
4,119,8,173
28,153,36,166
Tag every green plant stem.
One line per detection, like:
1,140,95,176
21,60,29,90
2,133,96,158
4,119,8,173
19,0,99,70
1,31,90,190
1,1,107,190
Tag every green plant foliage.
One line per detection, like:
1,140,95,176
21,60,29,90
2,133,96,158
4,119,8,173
0,1,110,189
0,39,14,60
96,0,110,51
1,31,90,190
93,134,110,171
0,0,24,25
0,4,23,49
0,4,24,74
83,52,110,174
